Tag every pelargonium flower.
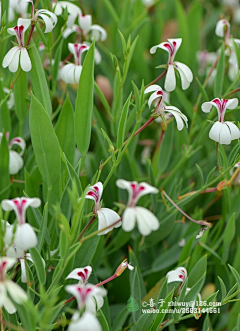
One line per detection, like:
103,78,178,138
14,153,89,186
150,38,193,92
65,283,107,314
1,220,25,258
85,182,121,235
215,19,240,81
1,197,41,251
61,43,89,84
34,9,58,33
201,98,240,145
2,18,32,72
0,257,28,314
52,1,82,28
116,179,159,236
78,14,107,41
68,311,102,331
0,133,26,175
167,267,187,284
144,84,188,130
66,266,92,284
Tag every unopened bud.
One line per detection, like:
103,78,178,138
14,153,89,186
115,259,134,277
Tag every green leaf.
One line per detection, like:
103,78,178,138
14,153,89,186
222,213,235,261
195,163,204,187
228,264,240,287
150,288,175,330
94,81,111,115
196,77,209,103
55,93,75,165
130,268,141,323
116,93,131,150
0,81,11,134
158,122,174,173
37,202,48,252
52,40,63,93
98,309,110,331
214,45,225,97
129,247,146,297
136,313,154,331
29,247,46,285
0,133,10,200
188,255,207,287
29,94,61,213
14,71,28,124
112,306,129,331
218,276,227,301
75,41,95,156
28,43,52,117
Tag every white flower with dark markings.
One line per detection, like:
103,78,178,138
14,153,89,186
1,197,41,251
116,179,159,236
85,182,121,235
144,84,188,130
52,0,81,28
66,266,92,284
2,18,32,72
68,311,102,331
201,98,240,145
150,38,193,92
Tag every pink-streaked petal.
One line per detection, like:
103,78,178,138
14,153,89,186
17,18,31,32
225,121,240,140
167,267,187,283
135,206,159,236
144,84,162,94
168,38,182,53
215,19,230,38
0,257,16,272
147,91,162,109
122,207,136,232
9,137,26,155
2,47,19,68
97,208,121,235
78,14,92,32
135,182,159,201
164,64,176,92
66,266,92,283
20,48,32,72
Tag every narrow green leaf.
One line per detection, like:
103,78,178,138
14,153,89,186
75,41,95,156
29,247,46,285
188,255,207,287
158,121,174,173
214,45,225,97
150,288,175,330
52,40,63,93
28,43,52,116
223,213,235,261
98,309,110,331
102,0,119,23
14,71,28,123
218,276,227,301
228,264,240,287
195,163,204,187
55,94,75,165
112,306,129,331
0,133,9,200
116,93,132,150
196,77,209,102
94,81,111,114
29,94,61,213
0,81,11,134
37,202,48,252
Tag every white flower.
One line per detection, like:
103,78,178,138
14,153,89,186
215,19,240,81
2,18,32,72
65,283,107,314
144,84,188,130
68,311,102,331
66,266,92,284
35,9,57,33
61,43,89,84
1,197,41,251
3,87,15,109
52,1,82,28
116,179,159,236
150,38,193,92
1,220,25,258
201,98,240,145
0,257,28,314
0,133,26,175
85,182,121,235
167,267,187,284
78,14,107,41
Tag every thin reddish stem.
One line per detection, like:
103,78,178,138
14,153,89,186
146,69,167,88
74,216,96,243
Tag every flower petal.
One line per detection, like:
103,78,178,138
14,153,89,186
2,47,19,68
144,84,162,94
9,151,23,175
121,207,136,232
89,25,107,41
164,64,176,92
174,61,193,90
68,311,102,331
209,121,222,142
66,266,92,283
97,208,121,235
135,206,159,236
20,48,32,72
9,49,21,73
78,14,92,32
219,123,232,145
215,19,230,38
14,223,38,250
5,280,28,304
225,121,240,140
